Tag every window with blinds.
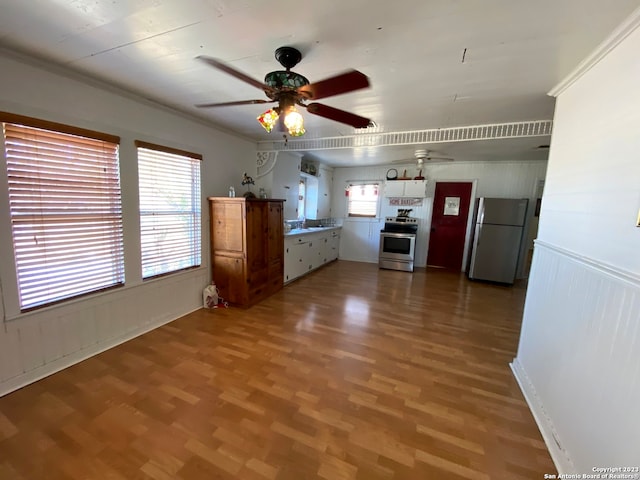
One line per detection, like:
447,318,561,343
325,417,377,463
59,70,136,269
2,118,124,311
136,141,201,279
347,183,379,217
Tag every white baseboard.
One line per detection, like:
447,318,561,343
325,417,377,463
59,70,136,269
0,307,202,397
510,357,575,474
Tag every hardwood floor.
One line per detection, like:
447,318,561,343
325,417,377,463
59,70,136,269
0,261,555,479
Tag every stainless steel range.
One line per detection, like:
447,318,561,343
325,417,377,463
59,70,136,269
379,215,418,272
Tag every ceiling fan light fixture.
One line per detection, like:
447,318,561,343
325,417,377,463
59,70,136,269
284,107,305,137
257,108,279,133
198,47,371,136
264,71,309,91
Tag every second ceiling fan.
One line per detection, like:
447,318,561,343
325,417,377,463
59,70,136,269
196,46,372,137
393,149,455,166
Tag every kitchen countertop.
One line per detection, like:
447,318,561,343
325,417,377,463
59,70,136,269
285,226,341,237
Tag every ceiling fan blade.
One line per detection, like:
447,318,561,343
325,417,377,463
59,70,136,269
196,55,276,95
427,156,454,162
195,99,273,108
391,158,416,164
298,70,369,100
306,103,371,128
391,155,454,164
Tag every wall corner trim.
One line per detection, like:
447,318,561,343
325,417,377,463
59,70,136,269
548,6,640,97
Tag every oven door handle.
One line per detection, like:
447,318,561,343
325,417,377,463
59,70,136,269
380,232,416,238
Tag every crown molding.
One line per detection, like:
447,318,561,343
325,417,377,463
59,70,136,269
0,46,255,144
549,6,640,97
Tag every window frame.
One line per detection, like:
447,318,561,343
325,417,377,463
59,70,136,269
346,182,380,218
135,140,202,280
1,112,124,312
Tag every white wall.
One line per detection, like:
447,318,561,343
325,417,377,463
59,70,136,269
0,51,256,396
513,12,640,473
331,160,547,268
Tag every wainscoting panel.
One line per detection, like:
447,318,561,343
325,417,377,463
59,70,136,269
0,268,209,397
513,241,640,473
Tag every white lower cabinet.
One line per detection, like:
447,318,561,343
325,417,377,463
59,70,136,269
284,228,341,283
308,236,322,271
328,230,340,261
320,235,330,265
313,235,329,267
285,237,309,283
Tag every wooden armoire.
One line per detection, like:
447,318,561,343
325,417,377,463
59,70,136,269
208,197,284,307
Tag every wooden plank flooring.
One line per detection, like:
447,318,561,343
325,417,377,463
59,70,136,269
0,261,555,479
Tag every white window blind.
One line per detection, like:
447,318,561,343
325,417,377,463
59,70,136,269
136,142,201,279
347,183,379,217
2,120,124,311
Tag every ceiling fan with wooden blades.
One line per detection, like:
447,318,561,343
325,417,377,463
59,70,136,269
195,46,372,136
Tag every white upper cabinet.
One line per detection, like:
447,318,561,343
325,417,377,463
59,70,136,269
263,156,332,220
404,180,427,197
384,180,405,197
269,153,301,220
384,180,427,197
304,166,333,219
316,166,333,218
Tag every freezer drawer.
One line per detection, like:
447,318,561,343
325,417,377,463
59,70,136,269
468,224,523,284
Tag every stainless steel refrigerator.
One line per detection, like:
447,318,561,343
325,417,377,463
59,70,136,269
467,198,528,284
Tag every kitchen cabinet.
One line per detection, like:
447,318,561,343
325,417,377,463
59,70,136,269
258,153,331,221
339,219,384,263
304,166,333,219
209,197,284,307
317,166,333,218
285,235,310,282
284,227,341,283
328,229,340,261
384,179,427,197
308,236,323,271
258,151,301,220
318,235,330,265
384,180,405,197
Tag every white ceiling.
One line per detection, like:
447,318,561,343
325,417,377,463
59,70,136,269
0,0,638,167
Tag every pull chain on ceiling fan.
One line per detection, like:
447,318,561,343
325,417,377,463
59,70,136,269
195,46,372,137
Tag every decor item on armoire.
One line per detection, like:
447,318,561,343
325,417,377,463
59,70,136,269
195,46,372,137
208,197,285,307
241,172,255,198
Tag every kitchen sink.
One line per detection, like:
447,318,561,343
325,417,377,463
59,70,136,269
286,226,332,235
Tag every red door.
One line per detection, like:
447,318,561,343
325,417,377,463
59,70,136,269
427,182,473,270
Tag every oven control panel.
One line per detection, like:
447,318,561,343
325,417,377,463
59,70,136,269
385,216,418,224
